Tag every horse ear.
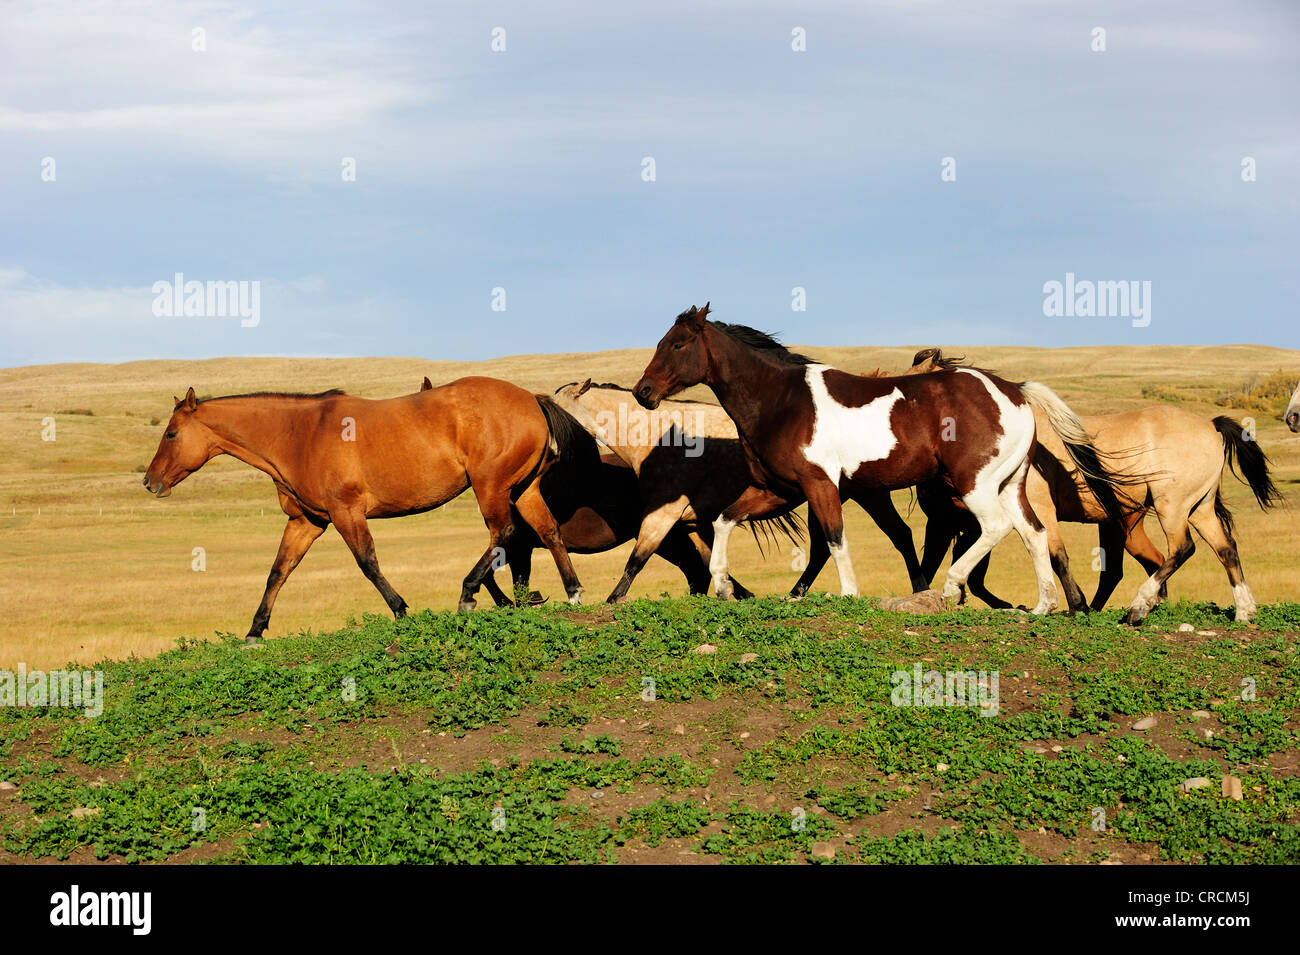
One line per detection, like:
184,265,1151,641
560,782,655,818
697,301,710,320
576,378,592,397
183,387,198,411
421,376,433,391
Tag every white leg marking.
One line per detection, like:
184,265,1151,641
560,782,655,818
828,532,859,598
1127,575,1162,621
999,468,1057,615
1232,583,1257,622
710,517,737,599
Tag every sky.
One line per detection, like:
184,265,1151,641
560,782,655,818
1,0,1297,366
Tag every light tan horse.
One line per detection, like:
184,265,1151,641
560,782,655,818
143,378,588,638
1286,379,1300,432
914,353,1280,623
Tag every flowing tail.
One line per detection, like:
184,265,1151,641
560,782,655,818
1018,381,1134,523
746,509,807,557
535,395,599,474
1213,416,1282,534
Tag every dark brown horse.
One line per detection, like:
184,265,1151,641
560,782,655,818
551,380,807,602
409,379,724,604
635,305,1129,614
143,377,587,639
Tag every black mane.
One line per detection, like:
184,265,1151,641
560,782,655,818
912,348,969,370
195,389,346,405
677,315,815,366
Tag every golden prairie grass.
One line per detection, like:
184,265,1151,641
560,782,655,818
2,344,1298,669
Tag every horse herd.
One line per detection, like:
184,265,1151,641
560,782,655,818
143,304,1288,642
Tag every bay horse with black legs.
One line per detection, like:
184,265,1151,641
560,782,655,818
407,380,723,605
634,304,1129,614
143,377,586,640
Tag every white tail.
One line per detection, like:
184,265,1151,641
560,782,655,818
1018,380,1091,446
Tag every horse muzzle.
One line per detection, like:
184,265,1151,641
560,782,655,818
142,475,172,498
634,380,661,410
1287,410,1300,433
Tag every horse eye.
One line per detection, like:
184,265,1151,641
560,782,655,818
673,342,686,351
165,431,178,440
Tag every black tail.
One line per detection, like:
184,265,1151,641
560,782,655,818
1060,440,1135,524
535,395,597,474
1214,415,1282,511
746,509,807,557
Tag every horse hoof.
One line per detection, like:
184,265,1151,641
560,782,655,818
458,599,477,613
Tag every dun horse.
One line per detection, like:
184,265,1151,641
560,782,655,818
143,378,587,639
1287,379,1300,432
911,355,1281,622
634,305,1129,614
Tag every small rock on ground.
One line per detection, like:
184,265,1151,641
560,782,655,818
1222,776,1243,801
1177,623,1195,633
692,643,718,655
810,842,836,861
881,590,947,614
1131,716,1158,730
70,807,101,819
1180,777,1213,792
0,781,17,791
739,652,759,664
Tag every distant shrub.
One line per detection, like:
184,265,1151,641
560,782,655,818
150,417,160,426
1218,370,1297,416
1140,385,1185,404
56,408,94,416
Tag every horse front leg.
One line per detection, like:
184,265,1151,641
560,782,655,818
332,508,410,619
606,500,687,603
246,514,327,642
802,476,857,598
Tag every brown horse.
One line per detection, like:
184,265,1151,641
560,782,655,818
635,305,1130,614
142,377,587,639
551,380,805,601
913,355,1280,622
406,381,721,604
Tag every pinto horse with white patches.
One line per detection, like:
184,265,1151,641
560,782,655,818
634,304,1129,614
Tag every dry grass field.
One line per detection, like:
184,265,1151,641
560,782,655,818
2,344,1298,670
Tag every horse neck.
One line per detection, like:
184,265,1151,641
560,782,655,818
702,325,802,437
194,398,303,482
584,391,655,471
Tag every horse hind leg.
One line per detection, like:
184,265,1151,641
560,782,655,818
943,483,1015,608
1090,521,1127,610
958,525,1014,609
1188,493,1256,622
512,481,583,606
998,466,1059,615
458,485,518,612
1122,513,1194,626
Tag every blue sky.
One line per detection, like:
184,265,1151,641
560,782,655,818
1,0,1296,365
